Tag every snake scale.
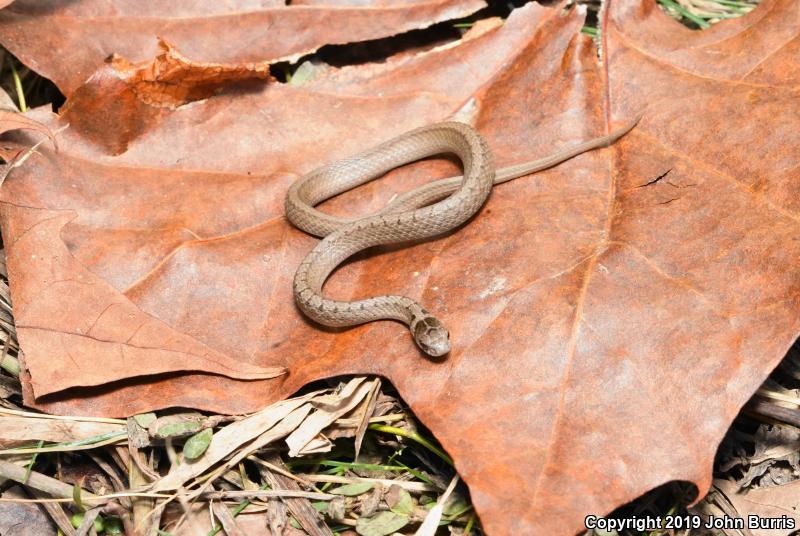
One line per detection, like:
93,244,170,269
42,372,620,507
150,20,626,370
286,119,638,357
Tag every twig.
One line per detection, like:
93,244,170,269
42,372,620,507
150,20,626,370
201,489,336,501
298,474,437,493
0,458,98,503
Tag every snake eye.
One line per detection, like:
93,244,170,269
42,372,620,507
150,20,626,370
413,317,450,357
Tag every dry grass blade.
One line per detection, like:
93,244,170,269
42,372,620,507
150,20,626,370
212,500,246,536
0,458,97,503
0,432,127,455
0,408,124,425
127,449,157,535
0,416,125,443
299,474,437,493
74,505,102,536
677,0,757,17
29,489,77,536
152,394,315,492
202,489,335,500
260,454,333,536
354,378,382,460
286,377,372,456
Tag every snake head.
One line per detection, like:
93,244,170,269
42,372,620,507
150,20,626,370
412,316,451,357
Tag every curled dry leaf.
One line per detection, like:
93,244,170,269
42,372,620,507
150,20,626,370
706,478,800,536
0,110,56,151
0,0,486,99
3,0,554,407
286,378,373,456
736,425,800,488
109,38,272,108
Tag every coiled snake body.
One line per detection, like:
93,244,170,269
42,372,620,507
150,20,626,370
286,120,636,357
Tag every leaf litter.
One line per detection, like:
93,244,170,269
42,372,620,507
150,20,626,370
2,0,800,535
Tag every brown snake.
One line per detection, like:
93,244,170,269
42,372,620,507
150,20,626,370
286,119,638,357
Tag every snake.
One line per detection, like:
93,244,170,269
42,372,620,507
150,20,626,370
285,118,638,357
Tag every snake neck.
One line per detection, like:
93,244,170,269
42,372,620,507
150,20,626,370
293,266,450,357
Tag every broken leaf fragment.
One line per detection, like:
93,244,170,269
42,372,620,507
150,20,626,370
0,110,56,151
109,38,273,109
148,412,204,439
0,0,487,98
387,486,415,516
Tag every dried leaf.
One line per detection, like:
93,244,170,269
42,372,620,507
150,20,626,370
110,38,272,108
0,1,798,534
0,110,55,151
0,485,56,536
296,435,334,456
387,486,414,517
152,395,313,491
286,378,373,456
0,0,557,412
707,479,800,536
0,0,486,98
732,425,800,488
